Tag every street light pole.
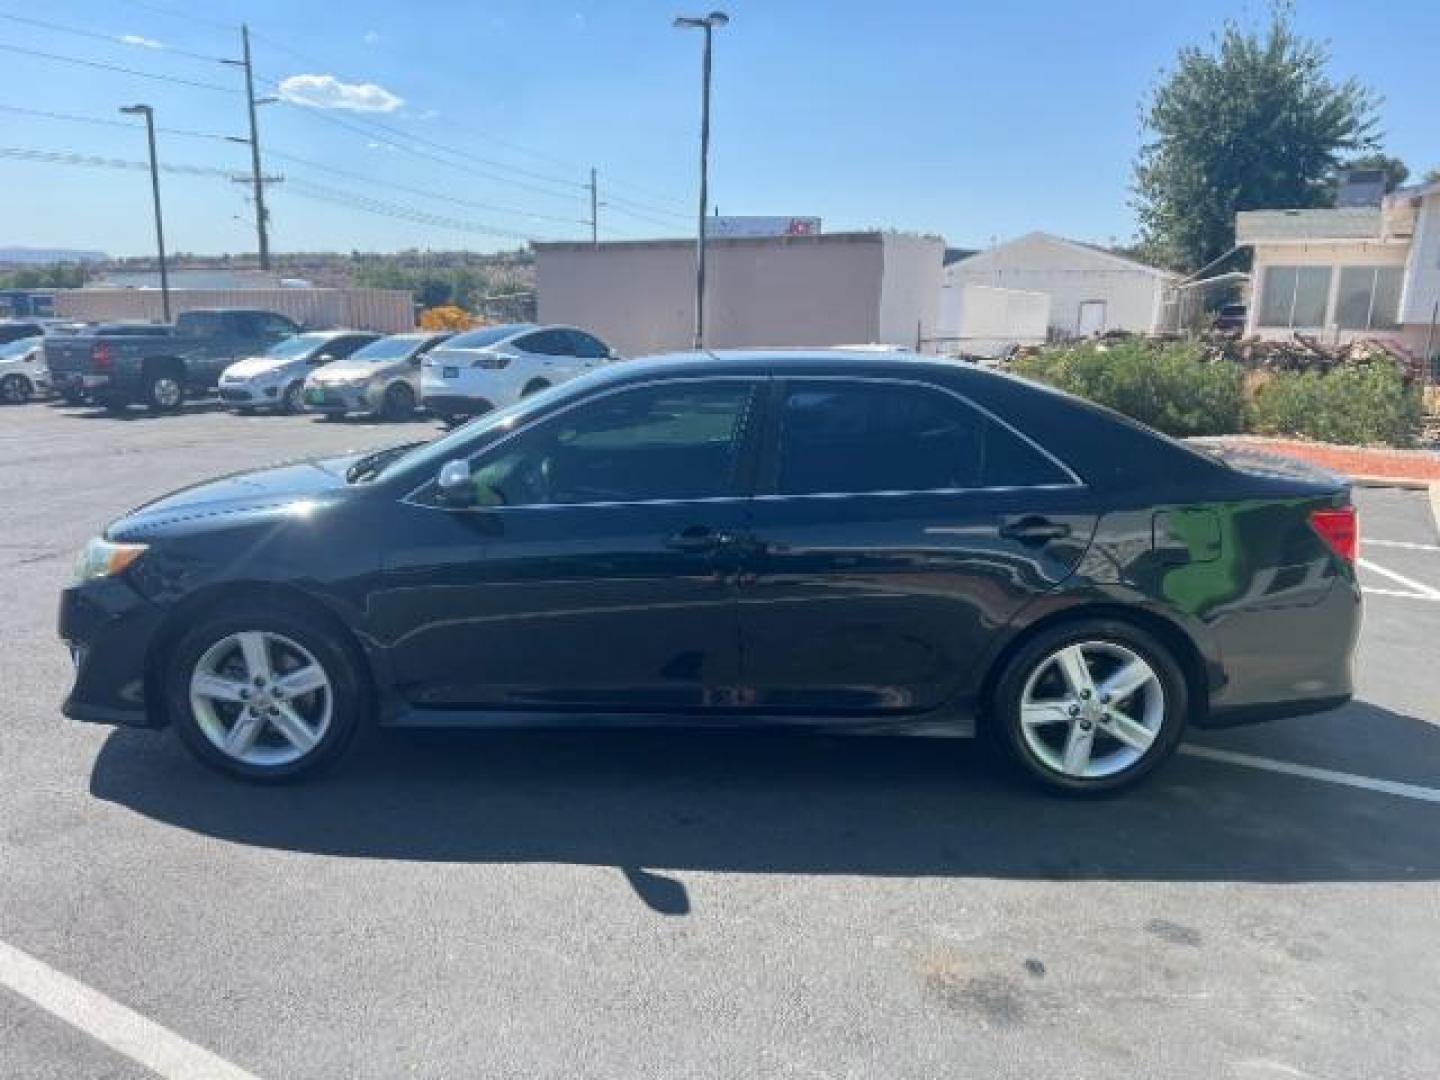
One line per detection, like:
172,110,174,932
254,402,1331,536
674,11,729,350
120,104,169,322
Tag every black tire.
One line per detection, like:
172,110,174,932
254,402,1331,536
0,373,31,404
380,381,415,421
279,381,304,415
990,618,1188,796
521,379,550,397
143,368,185,414
236,406,256,416
164,601,368,782
60,386,86,405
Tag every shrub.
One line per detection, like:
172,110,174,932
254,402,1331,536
417,305,478,331
1010,340,1246,437
1251,362,1422,447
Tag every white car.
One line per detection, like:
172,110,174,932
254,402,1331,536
420,323,617,424
0,336,51,403
218,331,379,414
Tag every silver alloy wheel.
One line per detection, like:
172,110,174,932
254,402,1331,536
1018,641,1165,780
0,374,29,403
189,630,333,767
283,382,303,413
151,375,182,409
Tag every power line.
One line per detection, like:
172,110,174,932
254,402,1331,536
265,148,590,227
0,144,236,178
0,11,226,64
283,179,558,243
0,103,235,142
0,42,238,93
110,0,236,34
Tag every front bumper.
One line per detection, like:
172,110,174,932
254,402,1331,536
219,383,281,406
58,577,166,728
305,383,376,414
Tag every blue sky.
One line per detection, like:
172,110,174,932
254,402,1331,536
0,0,1434,257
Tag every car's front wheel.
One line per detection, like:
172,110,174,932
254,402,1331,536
380,381,415,420
0,373,32,404
991,619,1187,795
280,381,304,415
164,603,366,782
144,370,185,414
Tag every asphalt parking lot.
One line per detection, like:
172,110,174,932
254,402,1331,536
2,399,1438,1080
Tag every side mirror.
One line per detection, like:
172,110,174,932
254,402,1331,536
436,458,476,507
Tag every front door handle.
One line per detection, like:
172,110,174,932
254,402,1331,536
666,526,731,553
999,517,1071,544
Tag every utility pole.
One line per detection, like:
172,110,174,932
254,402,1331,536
119,105,169,322
674,12,729,350
223,25,276,270
588,168,599,246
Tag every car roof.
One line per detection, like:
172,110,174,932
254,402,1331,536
587,348,973,383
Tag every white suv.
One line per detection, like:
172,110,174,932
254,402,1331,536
420,323,616,424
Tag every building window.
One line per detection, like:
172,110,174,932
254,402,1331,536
1257,266,1332,329
1336,266,1403,331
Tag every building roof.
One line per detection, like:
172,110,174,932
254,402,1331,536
532,230,940,253
951,232,1176,279
1235,208,1382,244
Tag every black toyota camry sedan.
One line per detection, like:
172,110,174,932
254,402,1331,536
59,351,1361,793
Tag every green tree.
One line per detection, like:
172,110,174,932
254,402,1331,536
1134,5,1379,271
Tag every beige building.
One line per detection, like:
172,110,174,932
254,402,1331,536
1237,178,1440,358
534,231,943,357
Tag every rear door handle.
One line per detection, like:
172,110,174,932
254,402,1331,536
666,526,731,553
999,517,1071,543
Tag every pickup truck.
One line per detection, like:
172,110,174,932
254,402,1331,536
46,309,301,412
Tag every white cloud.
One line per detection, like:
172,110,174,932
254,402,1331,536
278,74,404,113
118,34,164,49
366,141,398,152
362,30,380,45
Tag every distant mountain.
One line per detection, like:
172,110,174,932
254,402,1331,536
0,247,107,265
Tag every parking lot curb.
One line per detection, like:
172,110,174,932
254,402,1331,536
1347,475,1435,491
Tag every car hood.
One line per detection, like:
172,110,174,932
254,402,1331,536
223,356,297,380
309,360,391,383
107,455,362,539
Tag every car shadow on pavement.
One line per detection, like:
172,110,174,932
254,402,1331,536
89,699,1440,913
66,399,229,420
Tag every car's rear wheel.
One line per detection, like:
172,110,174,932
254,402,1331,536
280,381,304,415
165,604,366,782
991,619,1187,795
144,370,185,414
0,373,32,404
380,381,415,420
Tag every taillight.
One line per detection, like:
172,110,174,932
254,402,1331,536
91,342,113,369
473,353,511,370
1309,506,1358,563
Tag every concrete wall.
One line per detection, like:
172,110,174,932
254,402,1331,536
1400,193,1440,328
52,288,415,332
877,233,944,348
934,283,1049,357
948,233,1171,335
536,232,940,357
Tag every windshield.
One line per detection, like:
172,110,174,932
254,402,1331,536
347,335,429,363
0,337,39,359
263,333,331,359
367,395,552,484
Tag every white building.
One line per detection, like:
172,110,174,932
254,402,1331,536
933,282,1049,358
1237,179,1440,358
946,232,1178,337
535,232,943,357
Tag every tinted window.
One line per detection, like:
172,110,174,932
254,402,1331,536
260,314,297,338
228,312,262,337
0,324,41,344
265,333,335,359
324,335,378,360
350,335,430,362
514,330,569,356
447,324,534,349
567,331,610,359
470,381,759,506
774,382,1069,495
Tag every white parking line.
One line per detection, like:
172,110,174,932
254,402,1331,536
1357,558,1440,600
1364,587,1440,602
1181,745,1440,805
1366,539,1440,553
0,939,258,1080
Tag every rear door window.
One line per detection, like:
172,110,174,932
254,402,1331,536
772,381,1072,495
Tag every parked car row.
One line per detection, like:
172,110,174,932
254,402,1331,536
2,311,621,422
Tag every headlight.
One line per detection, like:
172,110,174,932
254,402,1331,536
73,538,148,583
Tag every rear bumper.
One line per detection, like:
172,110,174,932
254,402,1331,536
58,578,166,728
1199,575,1361,727
421,393,492,417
